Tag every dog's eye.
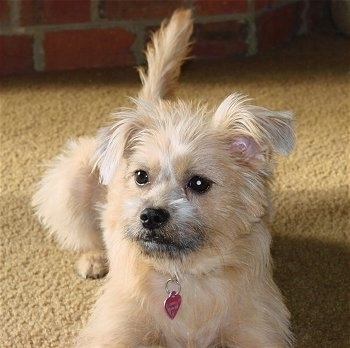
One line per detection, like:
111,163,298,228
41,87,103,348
187,176,212,194
135,170,149,186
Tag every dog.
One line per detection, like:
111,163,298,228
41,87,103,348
32,8,294,348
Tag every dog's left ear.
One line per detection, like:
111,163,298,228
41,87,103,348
94,108,142,185
212,93,295,169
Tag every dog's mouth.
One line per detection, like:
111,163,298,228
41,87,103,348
125,227,204,259
138,233,198,258
140,238,184,257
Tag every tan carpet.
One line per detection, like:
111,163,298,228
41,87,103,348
1,32,349,348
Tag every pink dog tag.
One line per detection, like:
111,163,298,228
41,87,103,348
164,291,182,319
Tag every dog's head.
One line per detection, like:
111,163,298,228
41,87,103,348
94,94,294,267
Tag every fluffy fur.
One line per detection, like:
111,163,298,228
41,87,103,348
32,8,294,347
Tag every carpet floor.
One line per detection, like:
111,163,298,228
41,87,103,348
0,32,349,348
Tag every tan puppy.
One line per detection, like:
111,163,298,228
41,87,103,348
33,9,294,348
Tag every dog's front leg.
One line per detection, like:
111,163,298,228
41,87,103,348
77,344,165,348
76,323,164,348
76,285,164,348
75,249,108,279
229,324,292,348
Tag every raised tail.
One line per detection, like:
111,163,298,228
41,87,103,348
138,8,194,101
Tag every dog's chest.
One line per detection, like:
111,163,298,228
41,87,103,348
147,275,230,347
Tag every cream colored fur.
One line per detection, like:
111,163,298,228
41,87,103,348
32,9,294,347
138,9,193,100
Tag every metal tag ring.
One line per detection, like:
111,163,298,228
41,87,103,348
165,278,181,295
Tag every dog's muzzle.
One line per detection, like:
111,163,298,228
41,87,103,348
138,207,173,246
126,206,198,258
140,207,170,230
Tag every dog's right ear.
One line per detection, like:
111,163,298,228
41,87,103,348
212,93,295,171
94,108,141,185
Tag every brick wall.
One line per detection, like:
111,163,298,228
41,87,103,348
0,0,328,75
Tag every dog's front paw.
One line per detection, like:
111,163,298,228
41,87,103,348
76,251,108,279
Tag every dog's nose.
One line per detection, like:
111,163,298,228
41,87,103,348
140,207,170,229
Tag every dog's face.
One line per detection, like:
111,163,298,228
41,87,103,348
96,94,294,267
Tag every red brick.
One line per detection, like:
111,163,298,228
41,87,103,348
193,20,248,58
20,0,90,25
194,0,247,15
0,35,34,75
254,0,279,11
256,1,303,52
306,0,328,30
0,0,9,23
44,28,136,71
100,0,186,20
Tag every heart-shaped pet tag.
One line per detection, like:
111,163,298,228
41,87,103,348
164,291,182,319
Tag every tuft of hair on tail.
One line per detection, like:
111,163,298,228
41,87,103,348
137,8,194,101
